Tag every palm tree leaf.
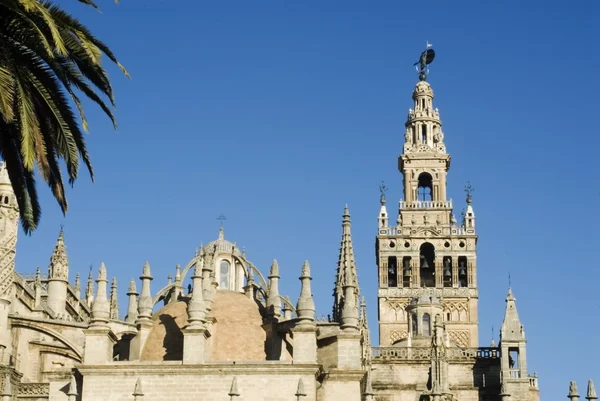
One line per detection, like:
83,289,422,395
0,0,56,59
0,66,16,123
0,119,39,232
17,0,68,56
45,2,130,78
16,78,41,171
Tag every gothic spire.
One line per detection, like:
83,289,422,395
500,287,525,342
109,277,119,320
48,228,69,281
333,204,359,323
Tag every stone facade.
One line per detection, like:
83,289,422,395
0,56,562,401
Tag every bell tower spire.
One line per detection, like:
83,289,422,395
376,45,479,348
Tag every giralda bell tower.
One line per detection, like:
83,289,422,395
376,46,479,348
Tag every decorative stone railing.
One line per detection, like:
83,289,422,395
18,382,50,397
372,347,500,361
399,200,453,209
379,287,478,298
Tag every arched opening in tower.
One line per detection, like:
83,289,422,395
387,256,398,288
417,173,433,201
419,242,435,287
443,256,453,288
458,256,468,288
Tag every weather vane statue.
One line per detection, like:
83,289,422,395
379,181,388,205
413,41,436,81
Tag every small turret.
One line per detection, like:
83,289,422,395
463,182,476,231
378,184,389,229
500,287,528,381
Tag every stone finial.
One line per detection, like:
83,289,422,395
269,259,280,277
296,261,315,325
85,267,94,307
266,259,281,319
295,378,307,400
109,277,119,320
569,381,580,401
128,278,137,294
228,377,240,399
91,263,110,326
125,278,138,323
588,380,598,401
137,262,154,323
74,272,81,296
186,261,206,327
133,378,144,400
67,373,78,399
175,264,182,283
48,228,69,281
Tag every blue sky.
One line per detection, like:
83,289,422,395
17,0,599,397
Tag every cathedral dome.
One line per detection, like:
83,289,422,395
140,290,267,362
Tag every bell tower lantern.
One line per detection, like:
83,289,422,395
376,46,479,348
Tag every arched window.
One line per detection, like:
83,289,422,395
219,260,230,289
421,124,427,144
417,173,433,201
419,242,435,288
423,313,431,336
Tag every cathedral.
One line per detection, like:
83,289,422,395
0,59,577,401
